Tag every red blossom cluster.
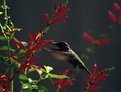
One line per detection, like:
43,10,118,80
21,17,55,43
53,70,75,89
84,64,108,92
83,32,111,46
44,3,70,26
108,3,121,24
7,32,54,73
0,73,12,92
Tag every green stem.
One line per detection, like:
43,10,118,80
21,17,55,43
11,67,14,92
4,0,9,24
7,34,14,92
56,86,60,92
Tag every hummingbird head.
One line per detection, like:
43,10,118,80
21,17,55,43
51,41,70,51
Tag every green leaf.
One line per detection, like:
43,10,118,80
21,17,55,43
19,49,26,54
48,73,68,79
0,56,5,61
19,74,29,84
0,36,7,40
44,65,53,73
0,45,15,51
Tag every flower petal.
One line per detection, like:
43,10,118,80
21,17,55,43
23,40,54,57
44,14,49,24
94,70,107,84
118,16,121,24
12,39,26,50
83,32,95,44
49,16,68,26
89,85,102,91
108,11,117,22
53,7,70,18
96,39,111,46
114,3,121,14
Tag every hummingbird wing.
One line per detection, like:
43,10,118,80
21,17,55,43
42,47,90,73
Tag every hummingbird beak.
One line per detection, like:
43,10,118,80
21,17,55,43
50,41,58,45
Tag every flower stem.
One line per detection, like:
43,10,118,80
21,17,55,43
11,67,14,92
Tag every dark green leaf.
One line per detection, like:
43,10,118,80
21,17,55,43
38,86,48,92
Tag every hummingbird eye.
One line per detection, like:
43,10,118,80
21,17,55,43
54,41,70,51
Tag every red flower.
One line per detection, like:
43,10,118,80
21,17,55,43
44,14,49,24
114,3,121,14
0,73,12,92
83,32,111,46
6,52,20,63
49,16,68,26
53,6,70,18
4,28,21,35
108,11,117,22
83,32,95,44
96,39,111,46
53,78,75,89
53,70,75,89
32,65,42,70
23,40,54,57
84,64,108,91
89,85,102,91
17,57,37,72
12,38,26,50
118,16,121,24
28,32,46,49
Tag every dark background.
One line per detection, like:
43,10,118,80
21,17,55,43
0,0,121,92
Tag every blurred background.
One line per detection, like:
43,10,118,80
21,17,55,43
0,0,121,92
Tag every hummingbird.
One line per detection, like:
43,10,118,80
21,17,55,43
42,41,91,74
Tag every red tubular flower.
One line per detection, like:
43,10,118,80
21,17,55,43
28,34,34,47
17,57,37,72
4,28,21,35
84,64,108,92
28,32,45,48
93,64,98,75
83,32,95,44
96,39,111,46
32,65,42,70
94,71,107,84
12,38,26,50
6,53,20,63
49,16,68,26
83,32,110,46
0,73,12,92
108,11,117,22
89,85,102,91
44,14,49,24
53,6,70,18
114,3,121,14
23,40,54,57
53,70,75,89
53,78,75,89
118,16,121,24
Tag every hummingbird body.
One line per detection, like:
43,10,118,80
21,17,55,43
42,41,91,73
